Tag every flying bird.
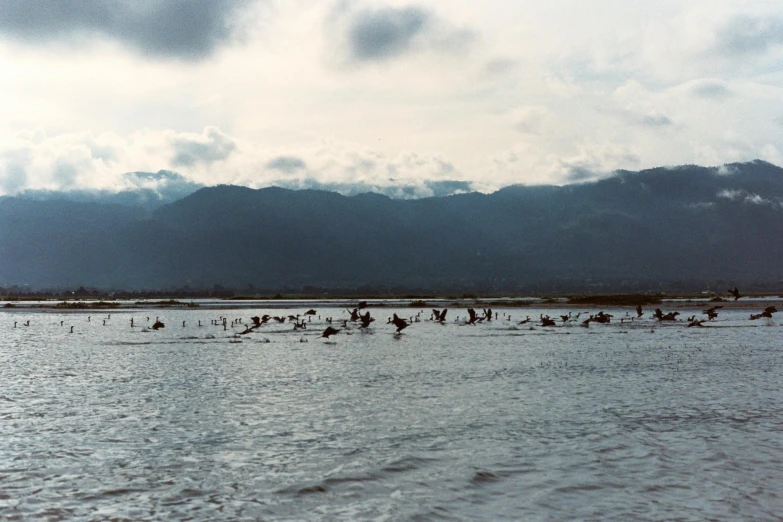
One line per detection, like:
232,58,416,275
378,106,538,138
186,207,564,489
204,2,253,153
359,311,375,328
391,313,409,333
432,309,447,323
322,326,340,338
728,287,742,301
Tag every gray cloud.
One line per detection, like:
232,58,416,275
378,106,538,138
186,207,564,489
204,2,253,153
0,0,256,60
349,5,429,61
266,156,307,173
713,14,783,56
273,178,474,199
688,79,731,99
18,170,204,209
563,167,601,183
638,113,673,127
333,2,475,63
171,128,236,167
0,163,27,195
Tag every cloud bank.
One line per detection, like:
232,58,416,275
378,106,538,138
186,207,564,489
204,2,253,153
0,0,256,60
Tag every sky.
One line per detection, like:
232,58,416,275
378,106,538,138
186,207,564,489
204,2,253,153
1,0,783,198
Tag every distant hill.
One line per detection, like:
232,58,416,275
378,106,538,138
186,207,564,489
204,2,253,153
1,160,782,293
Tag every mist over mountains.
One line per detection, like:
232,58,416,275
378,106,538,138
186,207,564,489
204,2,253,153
2,161,782,294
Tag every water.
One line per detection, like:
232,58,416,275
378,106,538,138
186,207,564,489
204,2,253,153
1,305,782,520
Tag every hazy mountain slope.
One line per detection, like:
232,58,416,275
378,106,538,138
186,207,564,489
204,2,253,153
1,160,782,292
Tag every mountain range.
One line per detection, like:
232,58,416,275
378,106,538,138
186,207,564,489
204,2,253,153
1,160,782,294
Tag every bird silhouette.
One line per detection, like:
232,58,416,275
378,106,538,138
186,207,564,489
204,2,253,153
702,305,722,320
728,287,742,301
322,326,340,338
431,309,448,323
359,311,375,328
392,313,409,333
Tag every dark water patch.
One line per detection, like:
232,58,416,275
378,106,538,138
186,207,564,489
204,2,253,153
323,473,378,486
381,456,437,474
294,484,328,495
471,470,501,484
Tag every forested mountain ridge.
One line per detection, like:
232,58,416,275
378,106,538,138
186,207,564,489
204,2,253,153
2,160,782,293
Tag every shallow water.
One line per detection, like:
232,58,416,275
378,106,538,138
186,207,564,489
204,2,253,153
1,306,782,520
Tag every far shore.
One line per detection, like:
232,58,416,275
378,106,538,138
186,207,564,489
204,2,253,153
1,293,781,312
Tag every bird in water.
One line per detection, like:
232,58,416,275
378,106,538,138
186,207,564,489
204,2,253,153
540,315,556,327
636,305,643,318
359,311,375,328
152,319,165,330
391,313,409,333
467,308,478,325
703,305,722,321
687,319,706,327
322,326,340,338
728,287,742,301
750,306,777,320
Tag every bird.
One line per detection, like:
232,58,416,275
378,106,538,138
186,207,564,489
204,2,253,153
702,305,722,320
152,320,165,330
750,306,777,320
540,315,556,327
322,326,340,338
636,305,643,318
391,314,409,333
467,308,478,325
305,309,317,316
687,319,706,327
728,287,742,301
432,309,447,323
359,311,375,328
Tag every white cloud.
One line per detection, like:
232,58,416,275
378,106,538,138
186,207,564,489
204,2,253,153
1,0,782,197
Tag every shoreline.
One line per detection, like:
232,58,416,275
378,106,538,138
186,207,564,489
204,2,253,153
1,296,780,312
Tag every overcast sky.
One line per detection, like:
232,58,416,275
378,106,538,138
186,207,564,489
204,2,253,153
1,0,782,197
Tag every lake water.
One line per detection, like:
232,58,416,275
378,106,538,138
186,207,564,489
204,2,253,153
1,305,782,520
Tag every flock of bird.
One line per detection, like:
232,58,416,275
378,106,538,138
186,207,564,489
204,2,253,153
6,287,779,337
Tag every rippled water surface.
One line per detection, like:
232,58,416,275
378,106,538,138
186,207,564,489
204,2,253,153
1,305,782,520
